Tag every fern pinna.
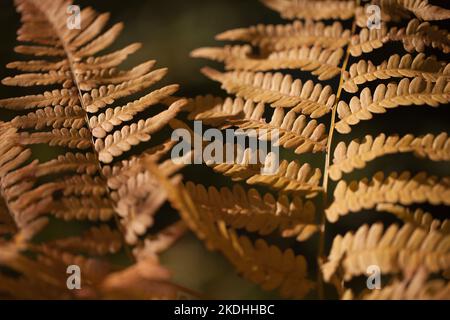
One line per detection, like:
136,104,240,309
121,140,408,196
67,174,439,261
172,0,450,299
0,0,191,299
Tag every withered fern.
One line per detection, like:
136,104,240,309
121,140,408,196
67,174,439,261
171,0,450,299
0,0,190,299
0,0,449,300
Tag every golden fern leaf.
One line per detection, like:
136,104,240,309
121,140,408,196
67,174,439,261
355,0,450,27
184,182,318,241
349,26,390,57
216,20,351,52
389,19,450,53
0,0,189,299
48,225,123,256
322,223,450,282
0,241,186,299
343,53,450,93
262,0,356,20
356,268,450,300
326,171,450,223
201,68,336,117
231,47,343,81
186,96,327,154
152,167,315,298
383,0,450,21
329,133,450,180
351,19,450,56
187,0,450,300
335,77,450,134
208,149,323,196
376,204,449,235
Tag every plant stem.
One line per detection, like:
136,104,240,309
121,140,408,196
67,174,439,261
317,1,359,300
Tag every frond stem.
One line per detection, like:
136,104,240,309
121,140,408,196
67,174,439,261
34,2,136,264
317,1,359,300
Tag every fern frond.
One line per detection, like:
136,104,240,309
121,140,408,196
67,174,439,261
326,171,450,223
0,88,79,110
376,203,449,235
11,105,85,130
233,107,328,154
0,0,187,292
115,170,170,244
384,0,450,21
355,0,450,26
216,21,351,51
185,182,318,241
227,47,344,81
349,26,390,57
343,53,450,93
208,148,323,196
201,68,335,117
322,223,450,282
357,269,450,300
94,100,185,163
389,19,450,53
190,45,253,64
48,225,122,256
335,77,450,134
48,196,115,222
89,84,180,138
186,95,244,125
81,68,170,113
157,173,315,298
351,20,450,56
329,133,450,180
262,0,356,20
186,96,328,154
19,127,92,149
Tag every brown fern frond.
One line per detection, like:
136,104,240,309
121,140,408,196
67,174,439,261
355,0,450,26
185,182,318,241
326,171,450,223
154,168,315,298
335,77,450,134
208,148,323,196
133,221,187,260
384,0,450,21
232,107,328,154
343,53,450,93
262,0,356,20
322,223,450,282
48,225,123,256
349,26,390,57
190,45,253,64
389,19,450,53
0,0,188,298
351,20,450,56
189,0,450,301
227,47,344,81
11,105,85,130
329,133,450,180
94,99,185,164
89,84,180,139
376,204,449,235
357,269,450,300
201,68,336,117
216,21,351,52
186,96,328,154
